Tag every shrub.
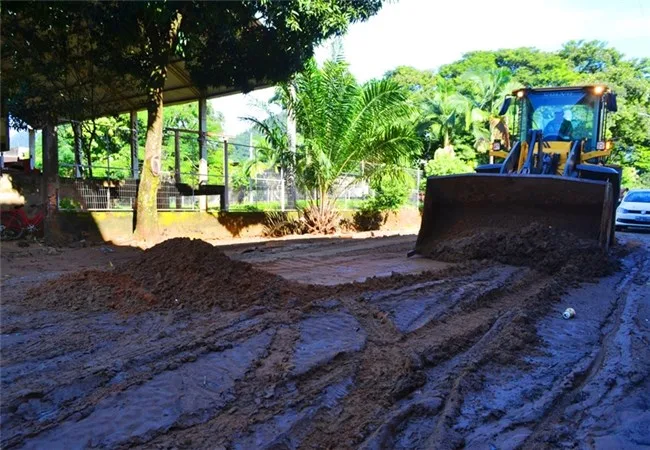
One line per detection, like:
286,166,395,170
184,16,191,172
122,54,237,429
366,176,410,212
425,152,475,176
262,211,304,237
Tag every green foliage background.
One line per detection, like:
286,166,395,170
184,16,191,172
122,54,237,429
385,40,650,188
47,39,649,198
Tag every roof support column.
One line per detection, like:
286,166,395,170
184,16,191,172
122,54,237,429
174,130,181,183
42,123,63,242
0,98,8,171
222,138,229,211
286,85,297,209
28,128,36,171
42,124,59,210
130,111,139,179
174,130,182,209
72,122,83,178
198,98,208,211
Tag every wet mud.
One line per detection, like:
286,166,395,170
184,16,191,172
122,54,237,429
418,222,618,278
1,232,648,449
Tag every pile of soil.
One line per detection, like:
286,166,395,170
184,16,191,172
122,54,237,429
421,222,618,278
24,238,326,313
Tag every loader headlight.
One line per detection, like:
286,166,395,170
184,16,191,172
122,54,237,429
593,85,605,95
492,142,501,150
596,141,606,150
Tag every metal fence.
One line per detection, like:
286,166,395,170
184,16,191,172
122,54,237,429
59,166,423,212
57,128,424,212
59,170,225,211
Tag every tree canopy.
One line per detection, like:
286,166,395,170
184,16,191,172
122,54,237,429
1,0,385,240
1,0,383,127
385,40,650,186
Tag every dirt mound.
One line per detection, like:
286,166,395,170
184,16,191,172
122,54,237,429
421,223,617,278
23,270,157,312
25,238,325,313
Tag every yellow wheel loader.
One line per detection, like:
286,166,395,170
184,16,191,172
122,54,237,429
415,85,621,253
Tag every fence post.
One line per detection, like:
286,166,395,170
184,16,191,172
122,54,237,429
280,167,285,211
223,138,229,211
174,130,181,183
130,111,139,179
198,98,208,211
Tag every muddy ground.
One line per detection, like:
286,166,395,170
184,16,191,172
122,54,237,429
1,230,649,449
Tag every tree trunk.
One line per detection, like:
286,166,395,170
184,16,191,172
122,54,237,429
133,87,164,242
132,11,183,243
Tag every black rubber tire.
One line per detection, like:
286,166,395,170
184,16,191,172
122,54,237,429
0,215,25,241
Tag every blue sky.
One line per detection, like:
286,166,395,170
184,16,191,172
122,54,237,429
213,0,650,136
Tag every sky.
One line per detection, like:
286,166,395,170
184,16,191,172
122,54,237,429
9,0,650,145
211,0,650,136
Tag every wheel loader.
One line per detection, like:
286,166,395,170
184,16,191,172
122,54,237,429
415,85,621,253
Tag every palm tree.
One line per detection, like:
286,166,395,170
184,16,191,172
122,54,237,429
246,58,419,233
418,79,469,153
461,68,522,155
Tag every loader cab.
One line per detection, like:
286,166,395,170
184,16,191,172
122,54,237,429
513,85,616,152
486,85,618,176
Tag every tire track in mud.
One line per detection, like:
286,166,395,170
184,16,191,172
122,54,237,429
353,272,555,450
520,250,650,449
3,260,550,450
1,310,271,448
2,232,632,450
256,267,549,449
418,241,649,450
120,262,541,450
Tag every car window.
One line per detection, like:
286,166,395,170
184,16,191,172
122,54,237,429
624,192,650,203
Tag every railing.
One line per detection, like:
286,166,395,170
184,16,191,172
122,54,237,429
58,168,225,211
54,127,424,212
58,168,423,212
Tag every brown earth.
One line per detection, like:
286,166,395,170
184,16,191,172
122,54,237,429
1,230,648,449
419,222,620,278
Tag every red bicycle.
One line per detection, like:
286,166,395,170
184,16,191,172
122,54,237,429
0,205,45,241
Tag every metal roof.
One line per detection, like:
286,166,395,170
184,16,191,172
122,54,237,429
3,56,271,126
95,59,272,115
71,59,271,120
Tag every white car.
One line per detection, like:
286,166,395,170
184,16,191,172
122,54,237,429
616,189,650,230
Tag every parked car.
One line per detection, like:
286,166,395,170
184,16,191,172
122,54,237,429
616,189,650,230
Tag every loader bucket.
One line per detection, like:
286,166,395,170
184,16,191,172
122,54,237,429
415,174,615,254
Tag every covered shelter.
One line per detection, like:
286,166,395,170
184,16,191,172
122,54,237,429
1,56,270,213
